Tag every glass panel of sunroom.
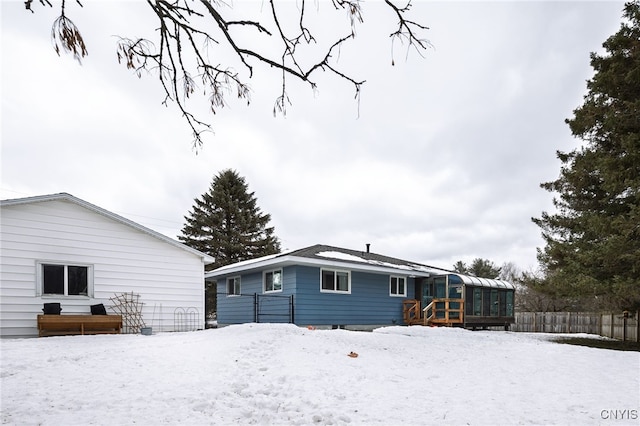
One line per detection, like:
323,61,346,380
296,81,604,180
473,288,482,316
434,277,446,298
506,291,514,317
422,282,433,309
448,284,462,319
465,286,474,316
499,290,507,317
482,289,492,316
490,289,499,317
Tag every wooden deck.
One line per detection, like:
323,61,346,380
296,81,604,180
423,298,464,326
402,299,423,325
403,298,465,327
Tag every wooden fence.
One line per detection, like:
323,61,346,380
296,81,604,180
511,311,639,342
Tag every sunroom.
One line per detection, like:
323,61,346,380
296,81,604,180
404,273,515,329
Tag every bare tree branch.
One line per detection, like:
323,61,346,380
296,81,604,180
384,0,432,64
25,0,431,149
49,0,87,63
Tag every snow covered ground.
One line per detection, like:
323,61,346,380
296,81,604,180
1,324,638,425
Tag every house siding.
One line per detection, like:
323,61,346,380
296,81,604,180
216,271,260,324
215,265,416,327
216,266,296,324
293,266,415,326
0,199,206,337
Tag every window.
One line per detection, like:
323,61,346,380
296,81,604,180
227,277,241,296
482,288,492,316
390,276,406,297
473,287,482,316
505,290,514,317
465,287,474,316
38,262,91,296
490,289,499,317
499,290,507,317
320,269,350,293
264,269,283,293
467,286,513,317
434,277,446,298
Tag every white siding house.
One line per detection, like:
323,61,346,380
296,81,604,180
0,193,214,337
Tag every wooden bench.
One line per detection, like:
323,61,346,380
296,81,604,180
37,314,123,337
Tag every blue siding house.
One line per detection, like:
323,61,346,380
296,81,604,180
205,244,515,330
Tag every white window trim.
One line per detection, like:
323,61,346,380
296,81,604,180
389,275,407,297
36,261,94,298
227,276,241,297
263,269,283,293
320,268,351,294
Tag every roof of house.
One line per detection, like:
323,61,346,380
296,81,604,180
0,193,214,264
206,244,514,289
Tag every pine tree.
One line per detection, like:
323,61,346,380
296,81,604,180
180,170,281,319
468,258,502,278
452,259,502,278
452,261,468,274
533,1,640,310
180,169,281,270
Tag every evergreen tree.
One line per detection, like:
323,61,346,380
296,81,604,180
180,169,281,270
452,258,502,278
468,258,502,279
533,1,640,310
452,260,468,274
180,169,281,318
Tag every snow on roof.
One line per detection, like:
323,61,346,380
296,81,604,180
207,244,515,289
316,251,436,274
207,245,438,279
316,251,366,262
298,245,474,278
209,249,297,274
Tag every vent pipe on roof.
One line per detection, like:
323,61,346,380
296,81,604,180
366,243,370,253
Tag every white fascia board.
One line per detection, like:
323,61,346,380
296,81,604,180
206,253,284,277
206,255,433,279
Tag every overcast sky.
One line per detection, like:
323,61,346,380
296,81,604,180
1,0,627,273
